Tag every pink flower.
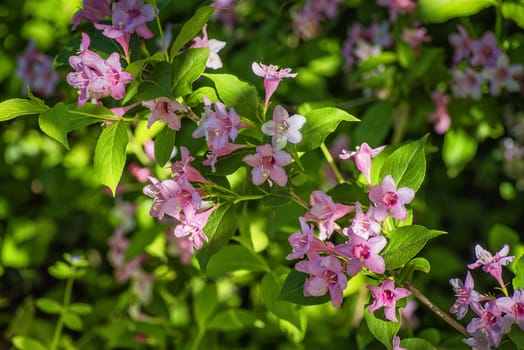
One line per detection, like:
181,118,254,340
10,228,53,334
173,205,217,249
449,25,472,64
348,202,382,239
428,90,451,135
203,143,247,172
127,162,152,183
467,244,514,289
335,231,387,276
449,271,482,320
16,41,59,97
142,97,187,130
451,67,484,100
287,217,315,260
470,32,503,68
295,254,348,307
340,142,385,184
466,301,511,348
304,190,354,240
483,55,523,96
252,62,297,107
172,147,212,184
243,144,292,186
190,24,226,69
90,52,133,100
368,279,411,322
166,229,194,265
377,0,416,21
369,175,415,221
496,289,524,331
71,0,111,28
392,335,406,350
401,26,430,54
261,105,306,150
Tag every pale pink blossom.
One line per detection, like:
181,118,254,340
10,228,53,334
368,279,411,322
340,142,385,184
252,62,297,107
347,202,382,239
451,67,484,100
172,147,212,184
369,175,415,221
173,205,217,249
71,0,111,28
304,190,354,240
142,97,187,130
449,271,482,320
466,301,512,348
392,336,406,350
16,41,59,97
470,32,503,68
467,244,514,289
243,144,292,186
428,90,451,135
336,231,387,276
190,24,226,69
483,55,523,96
401,26,430,54
261,105,306,150
377,0,416,21
449,25,472,64
496,289,524,331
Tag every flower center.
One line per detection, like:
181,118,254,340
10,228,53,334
352,244,370,261
382,191,398,207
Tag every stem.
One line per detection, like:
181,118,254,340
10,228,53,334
190,329,205,350
233,194,266,204
289,187,309,209
405,282,468,338
68,110,137,122
320,142,345,184
50,273,75,350
152,0,169,62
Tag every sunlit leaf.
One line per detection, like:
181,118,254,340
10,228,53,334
207,309,256,331
38,103,70,149
94,120,129,196
154,126,176,167
418,0,497,23
172,48,209,97
35,297,62,314
206,244,269,277
12,336,47,350
400,337,438,350
63,310,83,331
169,6,214,59
364,305,401,347
0,98,49,122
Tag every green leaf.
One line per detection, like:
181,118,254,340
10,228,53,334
48,261,73,280
12,336,47,350
488,224,520,253
508,324,524,349
364,305,401,348
154,126,176,167
135,61,173,100
354,101,393,147
279,269,331,305
417,0,497,23
172,48,209,97
169,6,214,59
196,204,237,272
63,310,83,331
35,297,62,314
206,244,269,278
94,120,129,196
194,284,218,330
69,302,93,315
261,186,292,207
513,255,524,290
404,48,443,85
398,257,431,284
0,98,49,122
400,337,438,350
261,267,303,330
382,225,446,270
357,51,397,72
297,107,359,152
202,73,261,122
207,309,256,331
125,228,161,261
38,103,70,149
379,135,427,191
501,3,524,29
442,128,478,178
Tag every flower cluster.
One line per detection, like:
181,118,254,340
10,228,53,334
450,244,522,349
449,27,523,100
16,41,60,97
290,0,343,40
288,142,415,319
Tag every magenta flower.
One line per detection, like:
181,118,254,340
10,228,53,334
348,202,382,239
496,289,524,331
449,271,482,320
449,25,472,64
392,335,406,350
173,205,217,249
304,190,354,240
451,67,484,100
171,147,212,184
335,231,387,276
243,144,292,187
295,254,348,307
252,62,297,107
483,55,523,96
467,244,514,289
261,105,306,150
369,175,415,221
190,24,226,69
16,41,59,97
466,301,511,348
287,217,315,260
71,0,111,28
142,97,187,130
470,32,503,68
340,142,385,184
427,90,451,135
368,279,411,322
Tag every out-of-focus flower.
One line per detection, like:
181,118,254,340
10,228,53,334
451,67,484,100
377,0,416,21
243,144,292,187
392,335,406,350
16,41,59,97
190,24,226,69
71,0,111,28
449,25,472,64
470,32,503,68
467,244,514,289
483,55,523,96
369,175,415,221
449,271,482,320
261,105,306,150
368,279,411,322
173,205,217,249
287,217,316,260
252,62,297,107
142,97,187,130
401,25,430,54
295,254,347,307
304,190,354,240
340,142,385,184
427,90,451,135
